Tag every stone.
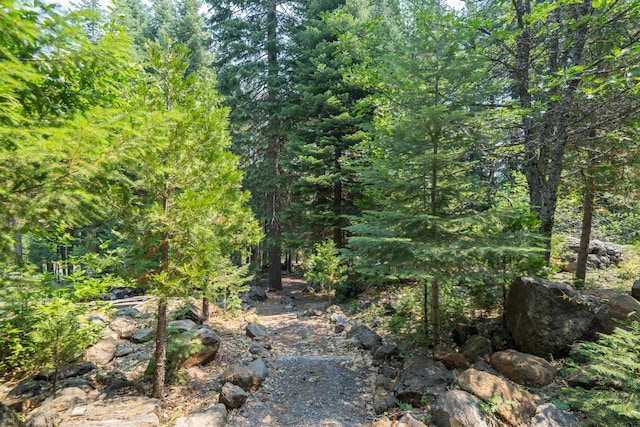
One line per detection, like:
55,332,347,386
398,413,428,427
565,366,595,389
431,390,491,427
457,368,536,426
460,335,492,363
86,336,117,365
394,356,453,404
490,349,558,386
246,322,267,338
114,341,135,358
505,276,597,357
113,307,141,319
130,328,155,343
219,383,247,410
374,344,401,361
248,286,268,302
249,342,271,359
109,316,138,339
36,362,97,382
373,386,397,414
9,378,47,399
183,325,222,368
57,395,161,426
168,319,198,333
452,324,479,346
346,324,383,351
373,417,393,427
25,387,93,427
174,404,228,427
247,358,268,382
633,280,640,301
433,346,471,370
0,402,23,427
181,304,204,324
220,364,265,392
584,288,640,334
529,403,580,427
334,324,345,334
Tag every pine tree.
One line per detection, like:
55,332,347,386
207,0,303,289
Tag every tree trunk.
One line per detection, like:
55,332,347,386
422,281,429,341
9,217,23,264
265,0,282,291
431,278,440,346
575,178,594,286
202,297,210,323
152,299,167,399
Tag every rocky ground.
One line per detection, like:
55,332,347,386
2,271,639,427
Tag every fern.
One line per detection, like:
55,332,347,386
562,320,640,427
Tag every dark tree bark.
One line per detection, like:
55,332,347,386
202,296,210,323
152,299,167,399
575,182,594,286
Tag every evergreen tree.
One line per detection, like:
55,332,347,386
285,0,372,250
207,0,303,289
118,42,259,397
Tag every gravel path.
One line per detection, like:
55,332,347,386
228,278,378,426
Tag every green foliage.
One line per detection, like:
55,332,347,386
145,326,204,384
561,321,640,427
305,239,347,303
477,395,517,415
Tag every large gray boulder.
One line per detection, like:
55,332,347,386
219,383,247,410
174,404,227,427
584,288,640,334
219,363,265,392
431,390,491,427
86,336,117,365
394,356,453,404
504,277,598,357
57,396,161,427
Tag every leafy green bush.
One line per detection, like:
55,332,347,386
561,320,640,426
145,327,204,384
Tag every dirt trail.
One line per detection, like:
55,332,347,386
228,275,378,426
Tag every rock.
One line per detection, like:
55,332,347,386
249,342,271,359
0,402,23,427
183,325,222,368
373,386,397,414
633,280,640,301
57,395,161,426
565,366,595,389
25,387,93,427
130,328,155,343
114,341,135,358
529,403,580,427
9,379,47,399
248,286,267,302
168,319,198,333
374,344,401,361
431,390,491,427
394,356,453,404
398,413,428,427
505,276,597,357
109,316,138,339
219,383,248,410
247,358,268,382
490,350,558,386
452,324,479,346
181,304,204,324
373,417,393,427
245,322,267,338
219,364,265,392
37,362,97,382
460,335,492,362
433,346,471,370
99,370,134,396
346,324,383,351
86,336,117,365
113,307,141,319
584,288,640,334
174,404,228,427
334,324,345,334
457,368,536,426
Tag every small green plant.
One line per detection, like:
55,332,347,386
478,395,517,415
560,319,640,427
398,401,413,411
305,239,347,305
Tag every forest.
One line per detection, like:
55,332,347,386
1,0,640,424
